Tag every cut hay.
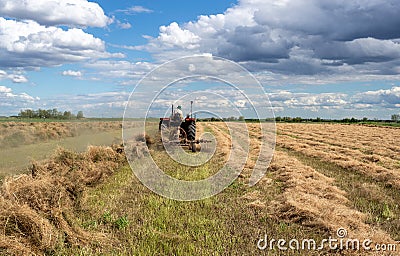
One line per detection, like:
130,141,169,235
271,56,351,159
0,144,126,255
269,151,393,246
0,121,122,149
276,124,400,190
135,133,154,145
0,198,58,250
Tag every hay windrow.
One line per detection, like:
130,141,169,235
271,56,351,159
277,123,400,189
0,236,33,255
269,150,393,246
0,144,125,255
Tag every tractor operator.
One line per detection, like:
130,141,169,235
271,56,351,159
170,105,184,139
175,105,184,122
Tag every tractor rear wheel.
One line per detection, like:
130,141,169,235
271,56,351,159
187,122,196,141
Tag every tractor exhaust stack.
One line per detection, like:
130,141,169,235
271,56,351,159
190,101,193,118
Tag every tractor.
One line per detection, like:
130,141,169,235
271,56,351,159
159,101,199,152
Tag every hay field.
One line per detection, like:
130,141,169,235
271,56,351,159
0,121,121,149
0,122,399,255
276,123,400,241
0,121,123,177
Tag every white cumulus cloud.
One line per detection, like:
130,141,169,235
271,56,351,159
0,85,40,115
62,70,82,77
0,0,112,27
269,91,349,111
0,85,11,93
0,18,122,68
117,21,132,29
268,86,400,112
158,22,200,50
0,70,28,83
352,86,400,107
9,74,28,83
116,6,153,15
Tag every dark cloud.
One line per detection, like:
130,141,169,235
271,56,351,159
254,0,400,41
312,38,400,65
146,0,400,76
216,25,292,62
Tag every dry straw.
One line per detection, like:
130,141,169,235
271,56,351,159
277,123,400,189
0,121,121,149
0,144,125,255
269,151,393,246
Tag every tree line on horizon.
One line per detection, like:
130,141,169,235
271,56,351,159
198,115,400,123
275,114,400,123
17,108,84,120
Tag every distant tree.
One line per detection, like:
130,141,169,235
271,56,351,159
38,109,47,119
77,111,84,119
18,108,78,119
238,116,245,121
293,117,302,122
391,114,400,122
50,108,60,118
362,117,369,122
63,111,72,120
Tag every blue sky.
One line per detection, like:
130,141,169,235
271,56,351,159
0,0,400,119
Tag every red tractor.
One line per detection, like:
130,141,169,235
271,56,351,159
159,101,198,152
